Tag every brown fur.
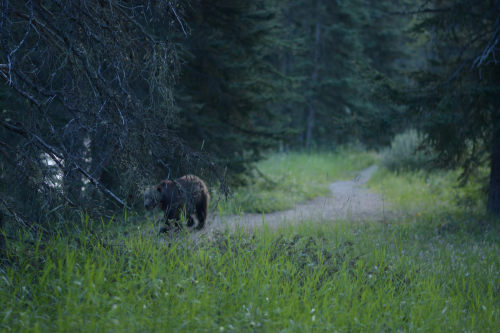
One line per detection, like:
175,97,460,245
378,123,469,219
144,175,209,232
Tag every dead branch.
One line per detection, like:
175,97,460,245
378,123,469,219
0,198,47,233
1,120,130,209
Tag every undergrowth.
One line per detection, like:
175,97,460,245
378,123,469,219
1,151,498,331
217,149,376,214
368,166,488,217
1,215,498,331
380,129,436,172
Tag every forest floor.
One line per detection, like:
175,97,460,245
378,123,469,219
202,165,388,235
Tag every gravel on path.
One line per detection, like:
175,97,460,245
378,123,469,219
202,165,389,234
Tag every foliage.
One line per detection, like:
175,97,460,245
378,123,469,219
368,166,488,216
283,1,363,147
414,2,498,164
0,1,213,229
2,0,499,233
217,149,376,214
1,214,498,331
381,129,436,172
174,0,286,174
400,0,500,215
279,1,412,149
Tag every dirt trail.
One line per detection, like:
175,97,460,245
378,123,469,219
203,165,388,234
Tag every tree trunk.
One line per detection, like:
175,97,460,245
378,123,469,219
305,103,315,148
62,121,85,203
305,0,321,149
282,4,295,147
487,111,500,217
0,210,4,256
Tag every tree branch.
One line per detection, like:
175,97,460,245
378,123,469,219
1,120,130,209
0,198,46,233
388,8,452,16
169,1,187,36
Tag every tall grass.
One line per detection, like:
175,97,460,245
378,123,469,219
218,149,376,214
2,151,497,331
1,216,498,331
368,167,488,217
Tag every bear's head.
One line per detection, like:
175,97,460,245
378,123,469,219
144,182,166,210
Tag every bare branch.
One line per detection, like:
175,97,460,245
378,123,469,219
169,1,187,36
0,1,216,231
388,7,452,16
0,198,47,233
1,120,130,209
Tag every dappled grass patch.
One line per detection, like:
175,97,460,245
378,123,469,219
218,149,376,213
1,216,498,331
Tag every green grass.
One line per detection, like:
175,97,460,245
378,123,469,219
367,166,488,217
1,215,498,332
218,149,376,214
2,152,498,331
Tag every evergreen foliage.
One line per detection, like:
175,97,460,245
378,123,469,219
402,0,500,215
0,1,195,227
174,1,286,176
280,0,409,148
2,0,499,227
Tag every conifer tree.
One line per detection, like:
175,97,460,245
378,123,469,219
405,0,500,216
0,1,190,225
174,1,285,177
285,0,377,147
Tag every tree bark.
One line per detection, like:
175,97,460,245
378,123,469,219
0,210,4,256
487,110,500,217
305,103,315,148
282,4,294,146
305,0,321,149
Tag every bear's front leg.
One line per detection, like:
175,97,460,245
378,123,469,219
159,210,174,234
159,218,173,234
169,208,184,230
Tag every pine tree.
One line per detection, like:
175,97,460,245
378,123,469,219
174,1,285,178
0,1,190,225
405,0,500,216
281,0,402,148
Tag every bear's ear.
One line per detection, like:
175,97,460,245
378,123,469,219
156,182,164,192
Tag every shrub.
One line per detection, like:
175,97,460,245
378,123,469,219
381,129,435,172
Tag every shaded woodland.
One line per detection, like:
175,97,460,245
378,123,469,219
0,0,499,234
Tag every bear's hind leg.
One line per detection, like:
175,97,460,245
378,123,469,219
195,198,208,230
187,215,195,228
159,220,172,233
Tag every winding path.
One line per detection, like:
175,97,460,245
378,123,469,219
203,165,389,234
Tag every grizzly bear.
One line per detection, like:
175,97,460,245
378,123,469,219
144,175,209,232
